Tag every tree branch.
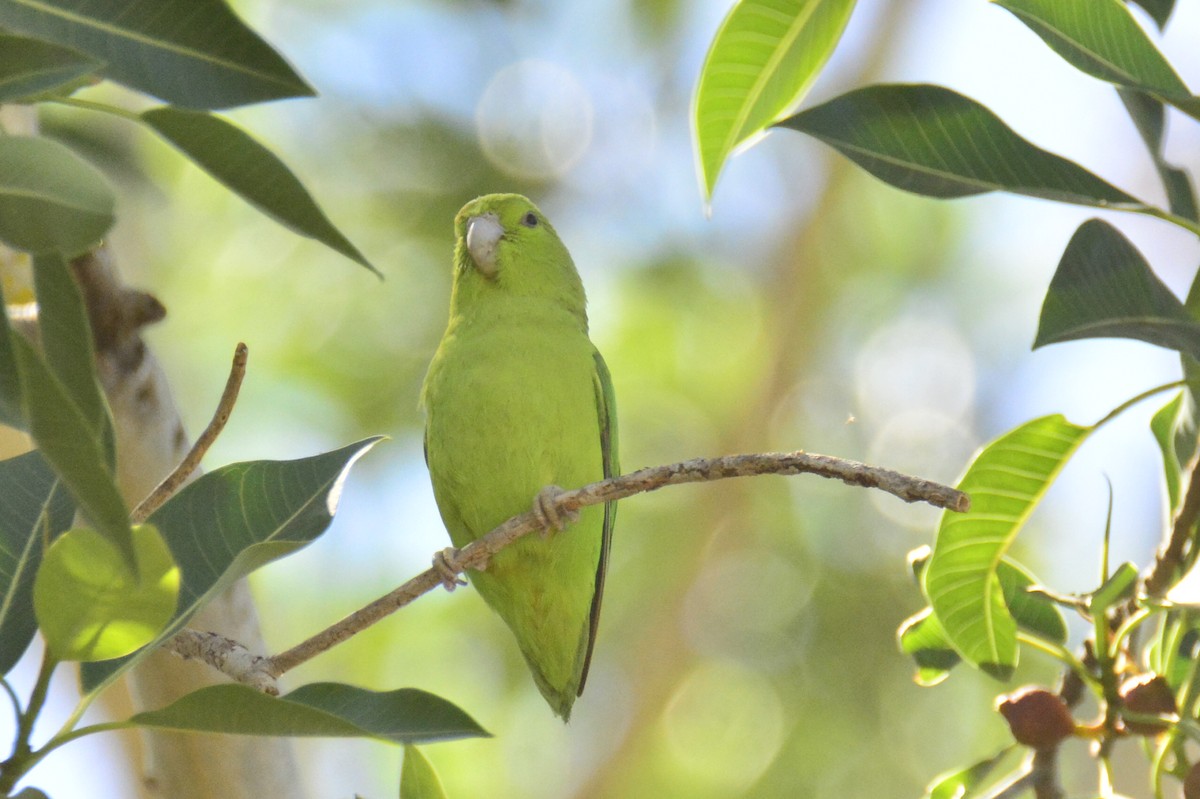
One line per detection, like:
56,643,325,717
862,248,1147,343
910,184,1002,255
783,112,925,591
249,451,966,680
131,342,248,523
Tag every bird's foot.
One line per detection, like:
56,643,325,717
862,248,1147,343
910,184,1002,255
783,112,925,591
433,547,468,591
533,485,579,539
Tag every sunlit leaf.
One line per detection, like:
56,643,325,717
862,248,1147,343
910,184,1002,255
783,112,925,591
1090,562,1139,615
140,108,376,273
995,0,1194,112
1119,90,1197,222
900,559,1066,685
401,746,449,799
1151,393,1187,513
0,0,313,109
33,252,114,463
0,451,74,675
10,335,134,567
692,0,857,200
81,439,382,692
925,415,1090,678
0,33,100,103
0,135,114,255
777,84,1148,210
33,524,179,661
130,683,488,745
922,746,1014,799
1034,219,1200,357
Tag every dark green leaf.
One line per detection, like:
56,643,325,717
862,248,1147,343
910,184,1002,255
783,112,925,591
0,134,114,255
777,83,1148,210
693,0,858,200
0,0,313,110
130,683,489,745
925,415,1090,678
1127,0,1175,29
1119,90,1197,222
401,746,449,799
33,252,114,464
0,33,100,102
995,0,1191,103
1034,219,1200,357
81,438,381,693
11,788,51,799
33,524,179,661
0,451,74,675
923,747,1014,799
140,108,376,273
10,335,134,567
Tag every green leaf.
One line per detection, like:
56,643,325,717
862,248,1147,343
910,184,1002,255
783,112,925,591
402,746,449,799
1119,90,1197,223
900,559,1066,685
81,438,382,692
1151,392,1187,513
33,524,179,661
925,415,1090,678
11,788,51,799
10,335,134,567
777,83,1149,210
1128,0,1175,29
0,134,114,255
898,608,959,687
1034,219,1200,357
994,0,1193,107
922,747,1013,799
33,251,114,463
130,683,488,745
692,0,857,200
0,0,314,110
0,33,100,102
1090,562,1140,614
0,451,74,675
140,108,376,273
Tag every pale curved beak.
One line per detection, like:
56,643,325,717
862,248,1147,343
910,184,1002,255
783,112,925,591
465,213,503,277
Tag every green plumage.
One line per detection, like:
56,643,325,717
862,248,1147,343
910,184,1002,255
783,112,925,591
421,194,618,720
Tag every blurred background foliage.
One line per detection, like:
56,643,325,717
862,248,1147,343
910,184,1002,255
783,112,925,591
14,0,1200,795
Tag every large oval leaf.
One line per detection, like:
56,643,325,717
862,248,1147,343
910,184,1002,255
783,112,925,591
1034,219,1200,357
925,415,1090,678
0,451,75,675
0,135,114,255
777,83,1148,210
0,33,100,103
995,0,1192,106
81,438,382,692
130,683,488,745
140,108,376,273
33,524,179,662
0,0,313,109
693,0,857,200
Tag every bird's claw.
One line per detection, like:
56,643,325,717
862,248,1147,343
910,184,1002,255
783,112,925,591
433,547,468,591
533,485,579,538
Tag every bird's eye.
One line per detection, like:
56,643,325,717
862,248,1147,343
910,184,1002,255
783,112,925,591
520,211,539,228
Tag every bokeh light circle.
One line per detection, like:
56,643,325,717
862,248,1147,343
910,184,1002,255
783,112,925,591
475,59,594,180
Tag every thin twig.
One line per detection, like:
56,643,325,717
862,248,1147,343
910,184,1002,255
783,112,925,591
164,630,279,695
1146,450,1200,596
263,451,968,679
131,343,248,523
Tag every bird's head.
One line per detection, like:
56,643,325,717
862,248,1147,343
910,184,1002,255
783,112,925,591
450,194,586,319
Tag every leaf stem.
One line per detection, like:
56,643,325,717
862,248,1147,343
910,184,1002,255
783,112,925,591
0,651,57,793
1093,380,1188,430
1139,206,1200,238
45,96,141,123
1016,632,1100,692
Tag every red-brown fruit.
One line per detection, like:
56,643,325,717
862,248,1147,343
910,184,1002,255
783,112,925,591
1184,761,1200,799
1120,673,1176,736
996,686,1074,749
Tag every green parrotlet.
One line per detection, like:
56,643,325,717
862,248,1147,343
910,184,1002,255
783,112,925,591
421,193,618,720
